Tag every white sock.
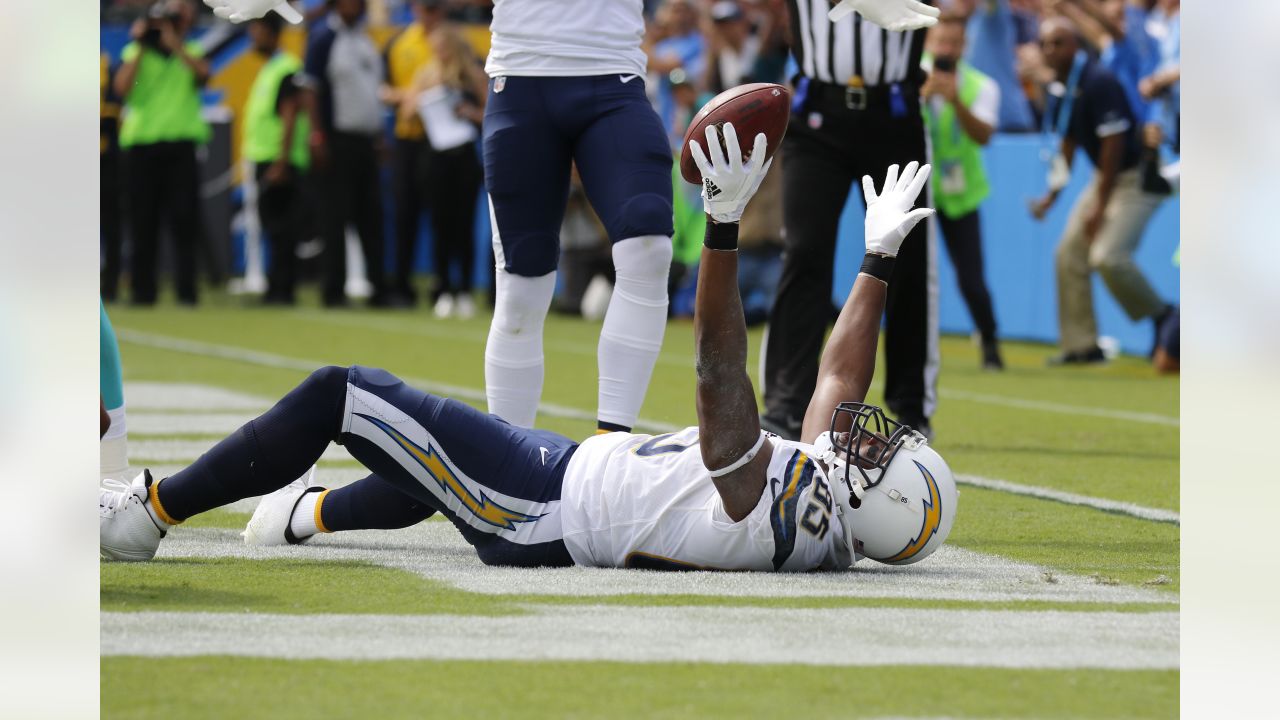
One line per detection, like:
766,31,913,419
101,406,129,482
598,236,672,430
485,268,556,428
289,490,325,539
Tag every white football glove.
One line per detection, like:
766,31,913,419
688,123,773,224
862,161,934,257
828,0,940,31
204,0,303,24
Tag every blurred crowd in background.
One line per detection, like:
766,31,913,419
100,0,1179,365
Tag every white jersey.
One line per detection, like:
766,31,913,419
560,427,851,571
486,0,648,78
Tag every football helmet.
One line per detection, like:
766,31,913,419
813,402,957,566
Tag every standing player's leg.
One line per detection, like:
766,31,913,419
482,77,574,428
572,75,675,433
100,300,129,482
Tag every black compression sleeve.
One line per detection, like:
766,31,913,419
704,220,739,251
859,253,896,283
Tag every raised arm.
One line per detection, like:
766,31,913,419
800,162,934,443
688,124,774,521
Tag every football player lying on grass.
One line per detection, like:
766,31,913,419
101,125,957,571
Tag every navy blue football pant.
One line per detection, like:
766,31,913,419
156,366,578,567
482,75,674,275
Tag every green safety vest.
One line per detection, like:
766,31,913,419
923,58,991,219
243,52,310,169
118,41,211,148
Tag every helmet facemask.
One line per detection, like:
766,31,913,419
816,402,914,504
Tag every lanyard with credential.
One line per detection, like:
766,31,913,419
1040,50,1087,162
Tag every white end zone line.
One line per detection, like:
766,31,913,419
957,474,1179,525
117,330,1176,523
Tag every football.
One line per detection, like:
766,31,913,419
679,82,791,185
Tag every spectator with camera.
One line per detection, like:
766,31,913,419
1028,17,1174,365
243,13,315,306
113,0,210,306
922,16,1004,370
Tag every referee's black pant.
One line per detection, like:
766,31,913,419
318,131,387,306
255,162,307,304
125,140,202,305
391,136,430,299
764,103,938,431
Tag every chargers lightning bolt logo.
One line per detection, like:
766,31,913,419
882,461,944,563
356,414,543,530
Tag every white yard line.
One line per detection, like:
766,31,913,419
958,474,1179,524
119,329,1177,430
158,525,1174,605
940,388,1178,427
295,313,1179,427
118,329,682,434
100,606,1179,669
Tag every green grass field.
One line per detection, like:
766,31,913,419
101,291,1179,718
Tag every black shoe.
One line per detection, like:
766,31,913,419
760,412,803,441
1047,346,1106,366
896,414,934,442
981,341,1005,372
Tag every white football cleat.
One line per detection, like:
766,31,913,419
242,467,325,546
100,470,166,562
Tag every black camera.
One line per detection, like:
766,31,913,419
141,2,181,49
932,57,957,73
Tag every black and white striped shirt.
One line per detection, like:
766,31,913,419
787,0,931,87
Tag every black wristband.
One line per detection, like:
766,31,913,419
859,253,896,283
704,221,739,251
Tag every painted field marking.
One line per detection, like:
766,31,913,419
100,606,1179,669
159,525,1174,605
118,329,682,434
293,312,1179,427
958,474,1179,525
120,328,1177,433
941,388,1178,427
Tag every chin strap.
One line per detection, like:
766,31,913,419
813,432,867,500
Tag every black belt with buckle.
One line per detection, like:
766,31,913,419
809,80,912,113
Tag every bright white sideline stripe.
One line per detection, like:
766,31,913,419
942,388,1178,428
117,329,682,434
958,474,1180,525
100,607,1179,669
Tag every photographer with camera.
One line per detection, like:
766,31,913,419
921,16,1004,370
113,0,211,306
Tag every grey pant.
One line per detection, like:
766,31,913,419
1055,169,1167,353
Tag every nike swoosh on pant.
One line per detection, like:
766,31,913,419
619,75,640,84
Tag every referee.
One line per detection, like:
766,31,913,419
763,0,940,439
